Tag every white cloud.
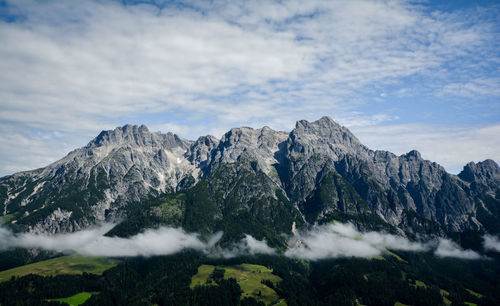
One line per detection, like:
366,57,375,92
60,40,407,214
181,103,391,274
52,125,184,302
243,235,276,255
0,223,487,260
0,123,91,176
0,224,215,257
0,224,276,258
210,234,276,258
285,223,427,260
362,231,427,252
434,239,482,260
0,0,498,176
440,78,500,98
285,225,381,260
483,235,500,252
286,223,482,260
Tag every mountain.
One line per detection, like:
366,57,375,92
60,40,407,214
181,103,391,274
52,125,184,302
1,117,499,245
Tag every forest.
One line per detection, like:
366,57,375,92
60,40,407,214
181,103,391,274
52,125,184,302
1,249,499,306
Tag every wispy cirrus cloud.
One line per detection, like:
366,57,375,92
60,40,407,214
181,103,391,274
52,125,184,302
0,0,499,176
440,78,500,98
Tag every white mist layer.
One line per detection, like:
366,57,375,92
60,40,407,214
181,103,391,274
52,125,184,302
0,224,214,257
0,225,273,257
483,235,500,252
285,223,483,260
0,223,490,260
434,239,482,260
209,234,276,259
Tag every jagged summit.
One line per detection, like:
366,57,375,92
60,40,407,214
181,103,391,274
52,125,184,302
288,117,369,167
214,125,288,173
402,149,423,161
294,116,344,136
459,159,500,195
87,124,192,150
295,115,338,127
0,117,498,239
87,117,355,155
293,116,363,146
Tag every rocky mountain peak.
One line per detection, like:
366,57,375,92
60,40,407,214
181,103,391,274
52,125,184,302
1,116,498,238
292,117,362,146
87,124,191,152
89,124,151,147
459,159,500,187
295,116,340,133
479,159,500,172
221,126,256,144
287,117,368,163
403,149,422,161
213,126,287,174
187,135,220,169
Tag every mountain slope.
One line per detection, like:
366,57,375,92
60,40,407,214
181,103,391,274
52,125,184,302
1,117,498,244
0,125,199,233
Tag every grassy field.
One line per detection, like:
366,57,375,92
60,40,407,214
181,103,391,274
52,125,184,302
47,291,98,306
408,279,427,289
190,263,285,305
385,250,407,263
466,289,483,298
0,254,119,282
440,289,452,305
190,264,217,288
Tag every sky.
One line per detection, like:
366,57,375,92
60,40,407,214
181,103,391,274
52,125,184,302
0,0,499,176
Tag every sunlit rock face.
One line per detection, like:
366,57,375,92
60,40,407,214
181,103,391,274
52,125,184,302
1,117,498,239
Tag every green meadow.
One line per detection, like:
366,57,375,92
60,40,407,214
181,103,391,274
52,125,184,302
191,263,285,305
0,254,119,282
440,289,452,305
48,291,98,306
466,289,483,298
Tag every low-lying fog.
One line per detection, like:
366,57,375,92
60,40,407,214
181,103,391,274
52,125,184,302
1,223,498,260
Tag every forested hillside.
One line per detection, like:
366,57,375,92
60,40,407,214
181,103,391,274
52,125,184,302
1,250,499,305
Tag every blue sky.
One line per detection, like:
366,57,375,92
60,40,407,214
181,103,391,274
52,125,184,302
0,0,499,176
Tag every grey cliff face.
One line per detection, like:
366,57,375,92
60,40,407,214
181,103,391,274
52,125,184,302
187,135,219,171
211,126,288,175
459,159,500,193
1,125,198,233
1,117,498,239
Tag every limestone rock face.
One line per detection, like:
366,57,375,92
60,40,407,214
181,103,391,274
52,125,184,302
278,117,492,235
187,135,219,171
1,117,498,238
1,125,198,233
211,126,288,175
459,160,500,195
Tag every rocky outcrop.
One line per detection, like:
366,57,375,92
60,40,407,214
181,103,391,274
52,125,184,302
459,159,500,196
1,117,498,238
1,125,199,233
279,117,486,234
210,126,288,175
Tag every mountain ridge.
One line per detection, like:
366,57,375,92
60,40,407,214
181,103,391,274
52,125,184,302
0,117,498,244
